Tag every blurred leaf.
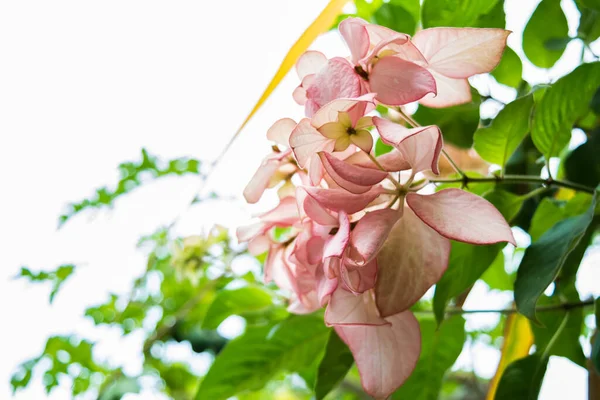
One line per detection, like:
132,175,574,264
487,313,533,399
232,0,348,146
393,316,465,399
98,377,140,400
422,0,497,28
531,62,600,158
494,354,547,400
483,189,526,222
475,0,505,28
202,286,275,330
59,148,202,226
515,195,596,322
523,0,569,68
18,264,76,303
491,47,523,88
529,193,593,241
414,90,481,148
196,314,329,400
593,298,600,373
374,137,394,156
531,294,586,367
581,0,600,11
314,330,354,399
373,3,416,35
433,242,502,324
578,5,600,43
481,251,513,291
565,130,600,187
474,94,534,169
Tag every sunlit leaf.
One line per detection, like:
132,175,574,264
522,0,568,68
202,286,275,330
422,0,498,28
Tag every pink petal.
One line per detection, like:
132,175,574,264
303,186,383,214
412,27,510,79
406,189,516,245
335,310,421,399
346,208,401,267
292,85,307,105
266,118,297,146
308,149,327,185
340,259,377,293
373,117,442,174
324,211,350,258
311,93,377,129
289,118,334,168
345,148,411,172
375,206,451,316
306,57,362,111
339,17,370,63
362,25,423,64
258,196,299,225
369,57,436,106
317,263,338,306
296,50,328,80
419,70,472,108
325,288,388,326
319,152,388,194
247,234,270,255
236,221,267,243
243,154,286,204
299,189,338,226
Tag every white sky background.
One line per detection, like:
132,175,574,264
0,0,598,399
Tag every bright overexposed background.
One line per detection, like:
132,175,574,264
0,1,598,399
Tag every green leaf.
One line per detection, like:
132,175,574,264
522,0,569,68
481,251,513,291
314,331,354,399
414,90,481,148
196,314,329,400
593,298,600,373
529,193,594,242
390,0,421,22
372,3,416,35
17,264,76,303
475,0,505,28
491,47,523,88
98,377,141,400
581,0,600,11
483,189,526,222
433,242,502,324
474,94,534,169
202,286,275,330
494,354,548,400
375,137,394,156
578,6,600,43
531,62,600,158
392,316,465,399
515,195,596,322
422,0,497,28
531,294,586,367
565,131,600,188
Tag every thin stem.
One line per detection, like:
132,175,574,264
429,174,597,194
442,148,466,177
414,299,595,316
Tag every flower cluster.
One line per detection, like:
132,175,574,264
238,18,514,399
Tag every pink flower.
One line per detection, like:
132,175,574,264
243,118,298,203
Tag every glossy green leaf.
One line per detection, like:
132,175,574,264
578,6,600,43
202,286,275,330
475,0,506,28
414,90,481,148
515,195,596,322
375,137,394,156
196,314,329,400
593,298,600,373
529,194,594,242
532,62,600,158
491,47,523,88
422,0,497,28
483,189,526,222
373,3,416,35
523,0,569,68
494,354,548,400
531,294,586,367
314,330,354,399
474,94,533,169
390,0,421,21
393,316,465,399
433,242,502,324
